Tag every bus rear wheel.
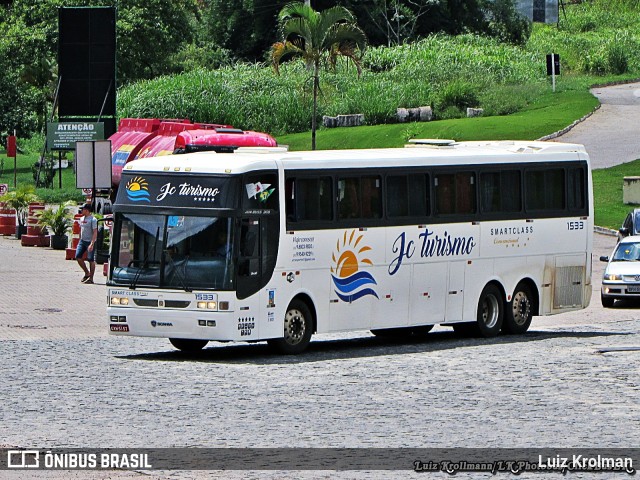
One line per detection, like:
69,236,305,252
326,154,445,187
475,284,503,337
503,282,534,334
169,338,209,352
452,285,504,338
268,299,313,354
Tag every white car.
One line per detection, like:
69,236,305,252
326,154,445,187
600,235,640,307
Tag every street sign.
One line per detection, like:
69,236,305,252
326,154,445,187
76,140,112,190
546,53,560,93
546,53,560,75
47,122,104,151
7,135,16,157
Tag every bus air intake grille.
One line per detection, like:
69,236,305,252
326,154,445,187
133,299,159,307
553,266,584,309
165,300,191,308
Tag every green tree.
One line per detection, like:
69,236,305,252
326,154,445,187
271,2,366,150
202,0,283,61
117,0,199,83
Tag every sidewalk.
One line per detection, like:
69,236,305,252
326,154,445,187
0,234,106,340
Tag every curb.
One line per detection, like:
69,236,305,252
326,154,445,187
594,225,617,237
538,105,601,141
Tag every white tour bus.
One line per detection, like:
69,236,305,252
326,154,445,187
107,140,592,354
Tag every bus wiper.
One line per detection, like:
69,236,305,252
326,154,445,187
163,250,192,292
131,226,160,290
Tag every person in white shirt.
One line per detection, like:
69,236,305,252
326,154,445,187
75,203,98,284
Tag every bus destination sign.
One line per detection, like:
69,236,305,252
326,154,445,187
117,173,238,209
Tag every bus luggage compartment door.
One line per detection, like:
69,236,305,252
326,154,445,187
445,261,466,322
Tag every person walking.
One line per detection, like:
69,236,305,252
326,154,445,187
75,203,98,284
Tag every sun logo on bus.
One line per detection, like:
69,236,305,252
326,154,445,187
125,176,150,203
331,230,378,302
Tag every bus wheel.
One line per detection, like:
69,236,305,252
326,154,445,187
169,338,209,352
268,299,313,354
475,284,503,337
503,282,534,334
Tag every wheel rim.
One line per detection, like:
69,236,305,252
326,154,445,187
481,294,500,329
284,308,305,346
511,290,531,326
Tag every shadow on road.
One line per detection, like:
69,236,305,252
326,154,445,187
115,329,633,365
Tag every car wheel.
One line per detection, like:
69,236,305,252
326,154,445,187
601,293,615,308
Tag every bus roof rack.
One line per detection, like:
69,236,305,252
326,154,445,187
235,146,289,154
405,139,456,148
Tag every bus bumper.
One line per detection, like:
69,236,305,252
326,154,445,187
108,307,246,341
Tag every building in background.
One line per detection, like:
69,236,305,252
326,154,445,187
516,0,559,24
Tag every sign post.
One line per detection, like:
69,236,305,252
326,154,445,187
7,133,17,187
76,140,112,210
546,53,560,93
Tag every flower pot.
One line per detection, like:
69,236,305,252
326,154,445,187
50,234,68,250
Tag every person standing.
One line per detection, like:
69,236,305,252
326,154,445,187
76,203,98,284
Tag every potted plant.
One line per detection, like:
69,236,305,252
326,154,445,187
36,201,75,250
0,185,39,238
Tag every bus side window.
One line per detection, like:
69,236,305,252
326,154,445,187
338,178,360,219
361,176,382,219
285,178,296,221
387,175,408,217
567,167,585,210
239,219,260,277
435,172,475,215
526,168,564,211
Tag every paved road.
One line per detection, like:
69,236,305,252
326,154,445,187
553,82,640,169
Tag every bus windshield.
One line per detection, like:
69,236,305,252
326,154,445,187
110,213,235,290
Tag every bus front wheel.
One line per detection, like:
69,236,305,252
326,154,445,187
169,338,209,352
268,299,313,354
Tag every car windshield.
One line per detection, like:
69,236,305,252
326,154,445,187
110,213,235,290
612,241,640,262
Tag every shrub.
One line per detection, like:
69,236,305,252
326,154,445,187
435,81,480,114
607,42,629,74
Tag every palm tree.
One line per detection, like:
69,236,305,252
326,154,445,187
271,2,367,150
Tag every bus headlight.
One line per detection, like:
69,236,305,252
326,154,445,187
197,301,218,310
111,297,130,306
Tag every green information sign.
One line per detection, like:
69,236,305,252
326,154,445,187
46,122,105,151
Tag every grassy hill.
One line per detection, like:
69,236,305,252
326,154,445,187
117,0,640,149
